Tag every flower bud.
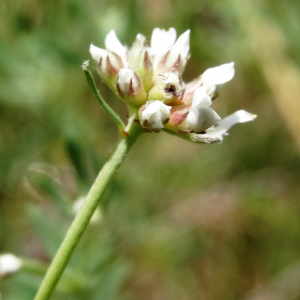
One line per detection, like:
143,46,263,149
90,44,124,91
147,72,185,104
139,101,172,132
129,34,153,92
0,254,22,278
116,68,147,107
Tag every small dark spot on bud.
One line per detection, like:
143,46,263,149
134,119,140,123
123,131,129,137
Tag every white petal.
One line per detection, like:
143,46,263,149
206,110,257,140
151,28,177,53
89,44,107,63
142,101,171,131
192,86,212,108
187,106,221,132
171,29,190,62
202,62,235,85
105,30,127,66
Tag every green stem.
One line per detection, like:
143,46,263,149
84,69,126,134
21,258,86,292
34,115,143,300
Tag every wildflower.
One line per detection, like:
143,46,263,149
90,28,256,143
0,254,22,278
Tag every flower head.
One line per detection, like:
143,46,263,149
90,28,256,143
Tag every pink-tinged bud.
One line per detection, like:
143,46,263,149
139,101,172,132
89,30,128,92
168,105,190,127
90,44,124,91
116,68,147,107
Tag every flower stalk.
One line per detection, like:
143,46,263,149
32,27,256,300
34,112,144,300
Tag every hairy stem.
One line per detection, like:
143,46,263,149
34,115,143,300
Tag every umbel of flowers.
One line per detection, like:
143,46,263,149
90,28,256,143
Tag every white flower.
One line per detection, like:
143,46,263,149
186,86,221,132
201,62,235,98
191,110,257,143
150,28,190,73
141,101,172,132
0,254,22,277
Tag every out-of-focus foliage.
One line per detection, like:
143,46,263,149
1,0,300,299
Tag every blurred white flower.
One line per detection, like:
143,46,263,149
0,254,22,277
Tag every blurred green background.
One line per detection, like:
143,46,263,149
1,0,300,299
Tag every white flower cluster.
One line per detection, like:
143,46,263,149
90,28,256,143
